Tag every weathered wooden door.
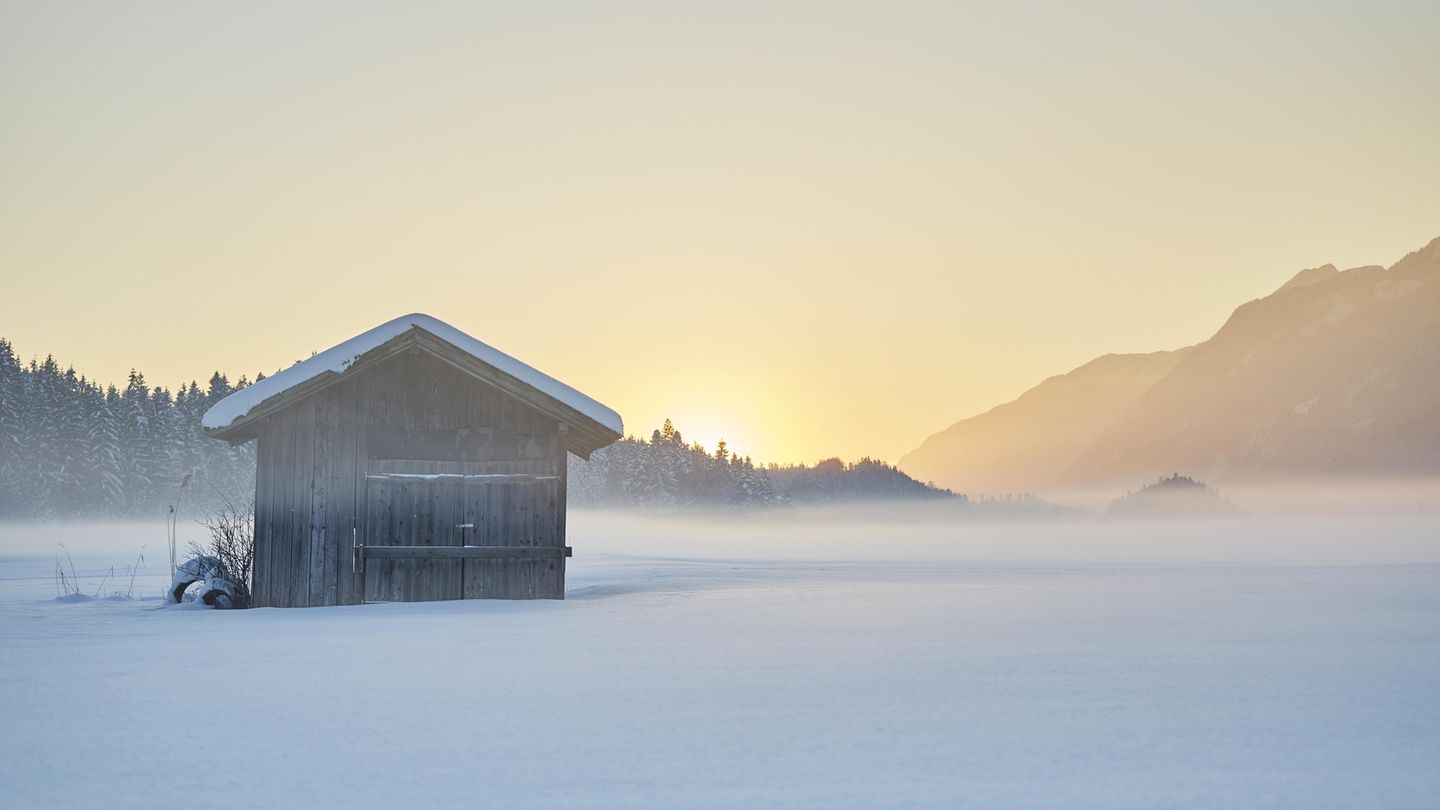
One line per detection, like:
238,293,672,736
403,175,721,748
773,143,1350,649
362,461,564,601
361,462,467,601
460,477,564,599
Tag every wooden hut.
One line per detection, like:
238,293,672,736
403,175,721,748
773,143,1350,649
202,314,622,607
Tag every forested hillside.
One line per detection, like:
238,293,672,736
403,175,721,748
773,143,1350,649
569,420,956,508
0,339,257,520
0,345,958,519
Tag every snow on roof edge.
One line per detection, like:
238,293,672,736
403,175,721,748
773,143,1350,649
201,314,623,435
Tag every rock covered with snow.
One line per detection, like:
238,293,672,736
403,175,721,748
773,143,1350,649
166,556,241,608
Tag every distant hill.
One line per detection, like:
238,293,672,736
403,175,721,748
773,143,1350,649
899,349,1190,495
902,235,1440,494
567,428,1083,515
1107,474,1243,518
1077,236,1440,485
767,457,955,503
569,423,960,509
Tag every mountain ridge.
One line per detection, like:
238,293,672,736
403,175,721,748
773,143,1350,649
901,235,1440,495
899,348,1191,495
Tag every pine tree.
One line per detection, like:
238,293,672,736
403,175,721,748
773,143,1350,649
56,368,93,516
0,342,261,518
206,371,232,405
148,386,189,517
85,390,125,513
0,340,23,515
29,356,69,516
119,370,155,514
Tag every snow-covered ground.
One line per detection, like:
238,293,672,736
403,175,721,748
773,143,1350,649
1,511,1438,809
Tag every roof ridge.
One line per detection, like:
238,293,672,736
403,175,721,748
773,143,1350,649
201,314,623,437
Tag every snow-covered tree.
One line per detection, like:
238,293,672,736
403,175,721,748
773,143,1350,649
0,341,259,518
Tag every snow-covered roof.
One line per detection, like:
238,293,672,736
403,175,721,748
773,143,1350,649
202,313,623,435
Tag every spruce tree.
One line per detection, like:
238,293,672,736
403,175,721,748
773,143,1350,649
0,340,23,515
85,390,126,513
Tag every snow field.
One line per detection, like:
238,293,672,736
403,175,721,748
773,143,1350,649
1,512,1437,809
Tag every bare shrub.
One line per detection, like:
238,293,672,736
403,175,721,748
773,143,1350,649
125,547,146,599
188,495,255,608
54,544,81,598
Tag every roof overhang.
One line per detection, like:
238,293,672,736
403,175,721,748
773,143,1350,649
202,319,623,459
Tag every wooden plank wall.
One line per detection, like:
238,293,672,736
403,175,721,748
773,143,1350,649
250,350,568,607
251,398,318,608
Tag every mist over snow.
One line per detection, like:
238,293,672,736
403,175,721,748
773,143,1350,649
2,510,1438,809
2,0,1436,806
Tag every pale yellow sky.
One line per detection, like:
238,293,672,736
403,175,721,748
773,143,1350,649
2,1,1437,463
